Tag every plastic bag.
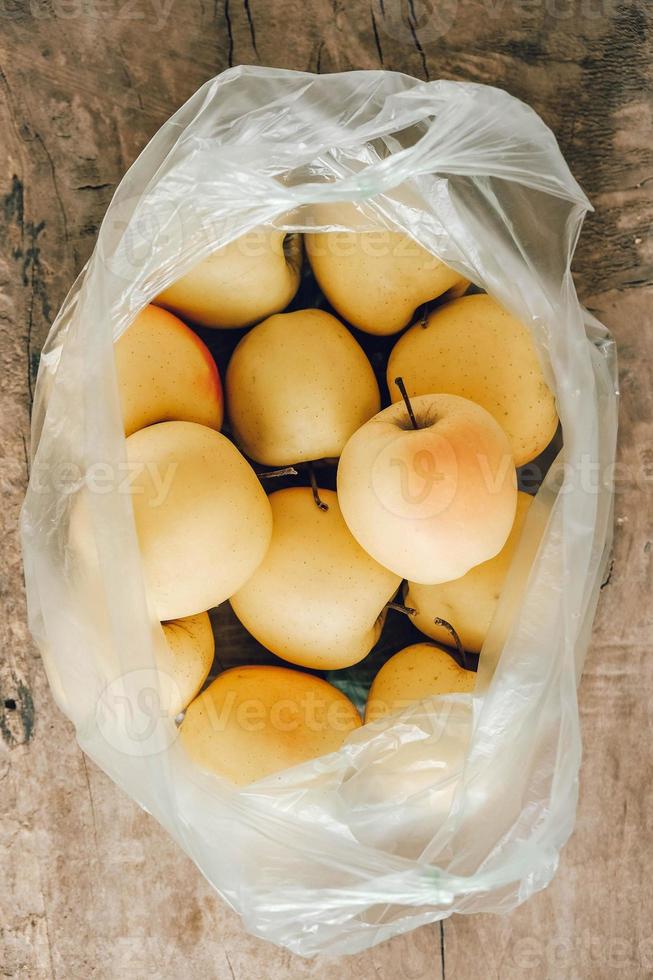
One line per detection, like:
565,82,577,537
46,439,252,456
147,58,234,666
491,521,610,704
21,67,618,956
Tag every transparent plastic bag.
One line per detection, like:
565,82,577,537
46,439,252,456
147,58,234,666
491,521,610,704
20,67,618,956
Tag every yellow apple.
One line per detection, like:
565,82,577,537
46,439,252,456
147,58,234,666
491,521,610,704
444,278,471,299
155,227,302,328
365,643,475,722
115,304,223,436
179,665,361,785
304,203,460,335
406,491,534,653
387,293,558,466
126,421,272,620
160,611,214,717
230,487,401,670
337,392,517,584
225,308,381,466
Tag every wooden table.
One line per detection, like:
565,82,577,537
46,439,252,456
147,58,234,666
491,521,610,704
1,2,651,977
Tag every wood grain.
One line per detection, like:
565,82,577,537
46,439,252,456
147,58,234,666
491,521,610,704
0,0,650,977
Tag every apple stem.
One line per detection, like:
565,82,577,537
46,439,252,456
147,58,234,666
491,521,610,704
387,601,416,617
394,376,419,430
308,463,329,511
433,617,469,671
258,466,298,479
416,302,430,328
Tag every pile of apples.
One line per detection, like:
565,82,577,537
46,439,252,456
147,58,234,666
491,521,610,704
90,212,558,787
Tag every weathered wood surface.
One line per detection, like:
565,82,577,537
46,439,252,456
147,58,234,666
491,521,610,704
1,1,651,977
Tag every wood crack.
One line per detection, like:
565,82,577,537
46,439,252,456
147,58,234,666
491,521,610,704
316,40,325,73
34,132,68,245
117,38,144,110
406,0,429,80
23,218,49,408
371,6,384,67
243,0,259,58
224,949,236,980
21,431,29,479
224,0,234,66
82,754,102,864
76,182,113,192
